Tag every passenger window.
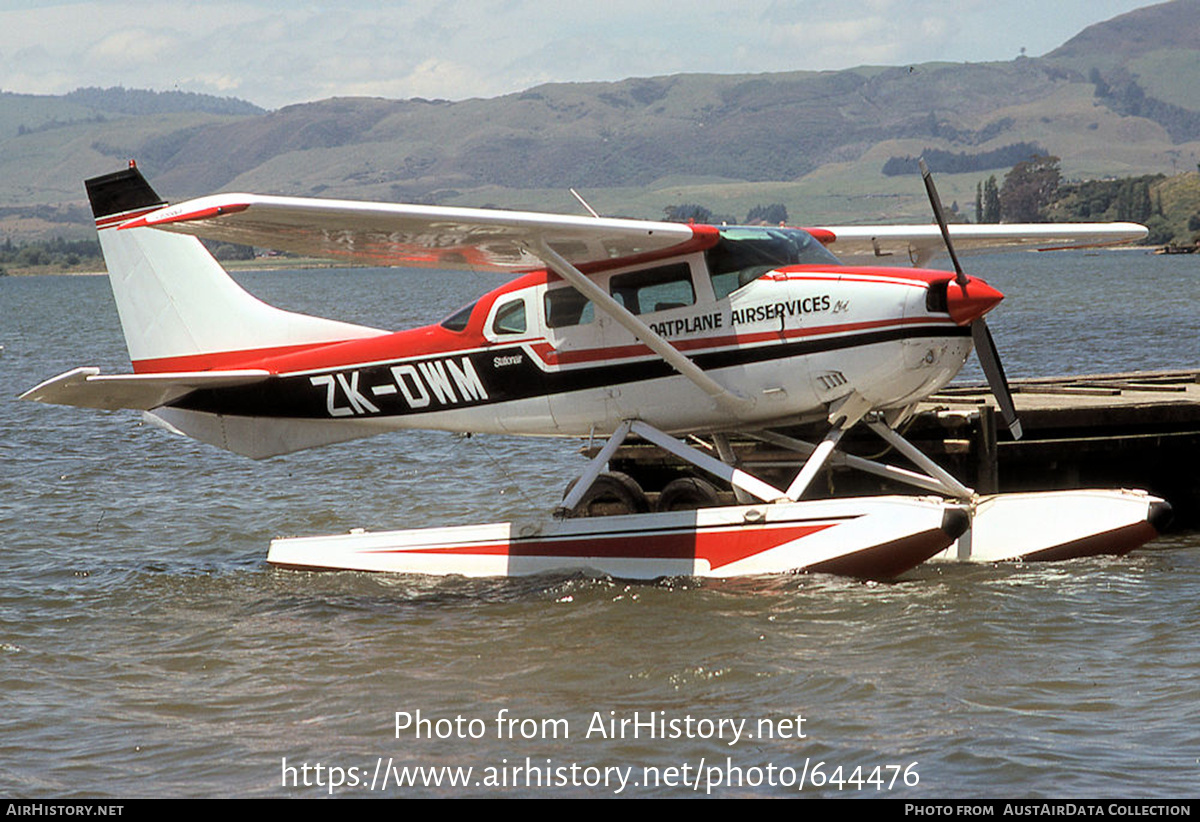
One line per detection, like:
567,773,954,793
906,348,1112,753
544,286,595,328
492,299,527,335
609,263,695,315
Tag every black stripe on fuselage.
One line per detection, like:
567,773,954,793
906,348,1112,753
170,324,969,419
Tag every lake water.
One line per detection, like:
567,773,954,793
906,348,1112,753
1,250,1198,798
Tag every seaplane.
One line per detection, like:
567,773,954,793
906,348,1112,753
21,161,1170,580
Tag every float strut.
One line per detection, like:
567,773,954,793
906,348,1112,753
560,420,633,512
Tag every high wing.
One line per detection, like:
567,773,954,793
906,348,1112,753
121,193,700,271
127,191,1148,271
809,223,1149,266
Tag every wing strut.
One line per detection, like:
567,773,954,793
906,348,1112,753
528,239,755,416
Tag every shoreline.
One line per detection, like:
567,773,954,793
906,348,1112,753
3,245,1160,278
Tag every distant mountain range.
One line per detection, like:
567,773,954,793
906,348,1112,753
5,0,1200,238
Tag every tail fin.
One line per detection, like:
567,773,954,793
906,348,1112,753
87,165,386,372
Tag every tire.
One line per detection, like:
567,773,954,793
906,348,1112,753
564,471,650,518
656,476,722,512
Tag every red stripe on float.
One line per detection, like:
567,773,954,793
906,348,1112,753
373,523,837,570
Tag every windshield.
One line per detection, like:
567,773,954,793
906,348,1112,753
440,300,477,332
708,227,840,299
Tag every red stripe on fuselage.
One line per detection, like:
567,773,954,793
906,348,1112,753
771,265,961,285
130,324,484,374
130,313,956,375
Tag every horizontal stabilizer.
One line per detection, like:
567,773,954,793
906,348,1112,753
20,366,270,411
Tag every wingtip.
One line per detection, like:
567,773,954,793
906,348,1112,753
19,367,101,403
116,202,250,231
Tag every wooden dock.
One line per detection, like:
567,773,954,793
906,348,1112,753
607,369,1200,528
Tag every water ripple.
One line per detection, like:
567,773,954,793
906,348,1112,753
3,262,1199,797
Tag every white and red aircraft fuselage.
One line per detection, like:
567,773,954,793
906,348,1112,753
149,233,992,454
22,165,1168,579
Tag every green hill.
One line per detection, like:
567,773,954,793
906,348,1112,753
6,1,1200,239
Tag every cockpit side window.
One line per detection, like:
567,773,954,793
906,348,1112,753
492,298,528,335
707,227,841,300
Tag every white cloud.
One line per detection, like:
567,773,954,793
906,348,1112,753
84,28,180,68
0,0,1162,107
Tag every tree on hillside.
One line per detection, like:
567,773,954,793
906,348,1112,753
745,203,788,225
1114,178,1155,223
984,175,1003,223
1042,174,1165,223
999,155,1061,222
664,204,713,223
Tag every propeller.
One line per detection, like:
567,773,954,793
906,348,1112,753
919,158,1023,440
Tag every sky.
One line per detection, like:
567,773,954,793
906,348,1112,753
0,0,1165,110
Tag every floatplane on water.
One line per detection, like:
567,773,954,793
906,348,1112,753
22,162,1169,580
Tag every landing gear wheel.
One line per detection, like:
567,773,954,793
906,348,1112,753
656,477,723,512
564,471,650,518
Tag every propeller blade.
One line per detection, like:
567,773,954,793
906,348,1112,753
972,319,1023,440
918,158,967,286
918,157,1023,440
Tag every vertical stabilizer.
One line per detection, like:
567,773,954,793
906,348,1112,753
86,165,386,372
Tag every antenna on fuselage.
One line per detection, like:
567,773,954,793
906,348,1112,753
569,188,601,219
